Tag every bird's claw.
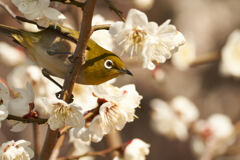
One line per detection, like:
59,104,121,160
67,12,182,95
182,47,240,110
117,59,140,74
55,91,74,103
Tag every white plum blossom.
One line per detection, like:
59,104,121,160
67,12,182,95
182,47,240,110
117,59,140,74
191,114,235,156
150,96,199,141
72,84,98,113
0,42,26,66
91,14,115,51
110,9,185,70
74,83,142,142
172,40,196,70
11,0,66,27
40,98,85,130
0,83,9,128
69,129,94,160
0,140,34,160
220,30,240,78
114,138,150,160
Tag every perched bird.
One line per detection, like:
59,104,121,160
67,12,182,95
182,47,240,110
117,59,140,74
0,24,132,85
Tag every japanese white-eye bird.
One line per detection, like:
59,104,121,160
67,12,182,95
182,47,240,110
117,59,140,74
0,24,132,85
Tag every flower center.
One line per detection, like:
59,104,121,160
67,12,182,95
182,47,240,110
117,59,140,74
131,28,146,44
53,103,71,118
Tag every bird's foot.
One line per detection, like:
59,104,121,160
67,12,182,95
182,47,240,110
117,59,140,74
55,91,74,103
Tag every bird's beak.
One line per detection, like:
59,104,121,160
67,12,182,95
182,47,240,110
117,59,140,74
125,69,133,76
118,68,133,76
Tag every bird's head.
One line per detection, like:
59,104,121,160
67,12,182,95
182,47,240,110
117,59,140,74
78,39,132,85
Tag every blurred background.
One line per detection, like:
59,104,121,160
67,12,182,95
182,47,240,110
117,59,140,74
1,0,240,160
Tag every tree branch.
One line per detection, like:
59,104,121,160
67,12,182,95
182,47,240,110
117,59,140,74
190,52,220,67
7,115,47,124
39,0,97,159
33,124,41,159
58,145,122,160
92,24,110,31
60,0,96,102
106,130,123,158
103,0,125,22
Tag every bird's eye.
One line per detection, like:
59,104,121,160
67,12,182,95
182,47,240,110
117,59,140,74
104,59,113,69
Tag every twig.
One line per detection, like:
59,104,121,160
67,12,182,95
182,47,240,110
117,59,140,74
7,115,47,124
51,0,85,8
0,1,44,29
60,0,96,102
50,134,66,160
58,145,122,160
92,24,110,31
39,0,97,159
103,0,125,22
190,52,220,67
38,128,59,160
106,130,123,158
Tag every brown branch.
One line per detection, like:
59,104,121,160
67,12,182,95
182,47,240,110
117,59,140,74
60,0,96,102
51,0,85,8
92,24,110,31
33,124,41,159
38,128,59,160
0,1,45,29
58,145,122,160
190,52,220,67
7,115,47,124
106,130,123,158
39,0,97,159
103,0,125,22
50,134,66,160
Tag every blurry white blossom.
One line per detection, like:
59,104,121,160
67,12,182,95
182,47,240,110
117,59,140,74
191,114,235,156
150,96,199,141
172,40,196,70
8,83,34,117
0,140,34,160
133,0,155,10
69,129,94,160
0,42,25,66
7,64,59,98
91,14,114,51
220,30,240,78
9,121,28,132
40,98,85,130
74,84,142,142
0,83,9,128
11,0,65,27
114,138,150,160
110,9,185,70
152,67,166,82
0,82,35,132
0,105,8,128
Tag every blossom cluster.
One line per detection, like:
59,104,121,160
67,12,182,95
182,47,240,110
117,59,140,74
11,0,65,27
110,9,185,70
150,96,236,158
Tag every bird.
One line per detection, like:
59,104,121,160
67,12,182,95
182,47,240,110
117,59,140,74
0,24,132,86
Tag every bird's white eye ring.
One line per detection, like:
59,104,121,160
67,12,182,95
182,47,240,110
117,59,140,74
104,59,113,69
